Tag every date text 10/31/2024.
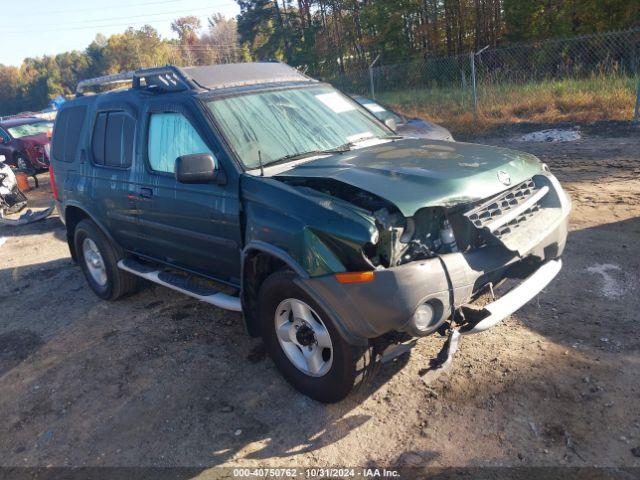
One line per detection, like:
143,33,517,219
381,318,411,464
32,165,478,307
232,468,401,478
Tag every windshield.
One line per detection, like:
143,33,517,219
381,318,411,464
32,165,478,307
355,97,404,125
7,121,53,139
207,86,390,169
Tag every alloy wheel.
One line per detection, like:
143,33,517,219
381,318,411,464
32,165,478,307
82,238,107,287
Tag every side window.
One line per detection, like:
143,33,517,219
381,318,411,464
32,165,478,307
52,106,87,163
148,113,215,173
0,128,9,142
91,113,107,165
91,111,135,168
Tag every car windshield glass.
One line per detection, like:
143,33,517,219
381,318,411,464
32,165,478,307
7,121,53,139
356,98,403,125
207,86,389,169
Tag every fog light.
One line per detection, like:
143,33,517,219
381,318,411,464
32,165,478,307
413,303,436,332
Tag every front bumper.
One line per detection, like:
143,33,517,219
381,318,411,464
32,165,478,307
459,258,562,334
298,179,570,344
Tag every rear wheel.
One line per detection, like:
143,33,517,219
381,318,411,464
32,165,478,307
259,271,374,403
74,219,137,300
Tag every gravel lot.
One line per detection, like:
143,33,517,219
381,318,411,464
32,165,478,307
1,122,639,475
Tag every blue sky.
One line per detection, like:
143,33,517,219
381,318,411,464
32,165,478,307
2,0,240,66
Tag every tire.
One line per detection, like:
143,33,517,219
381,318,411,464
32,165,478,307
15,154,32,172
258,271,374,403
73,219,137,300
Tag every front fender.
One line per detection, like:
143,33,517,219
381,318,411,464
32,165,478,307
241,174,378,277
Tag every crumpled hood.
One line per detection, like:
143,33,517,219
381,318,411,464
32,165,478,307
276,138,544,216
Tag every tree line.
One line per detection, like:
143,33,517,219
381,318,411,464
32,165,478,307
237,0,638,77
0,1,637,115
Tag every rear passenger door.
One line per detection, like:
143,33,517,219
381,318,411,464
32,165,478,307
135,100,241,283
89,108,140,251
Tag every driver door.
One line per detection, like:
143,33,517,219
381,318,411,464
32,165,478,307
134,103,241,284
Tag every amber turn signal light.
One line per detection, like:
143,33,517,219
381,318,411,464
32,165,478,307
335,271,375,284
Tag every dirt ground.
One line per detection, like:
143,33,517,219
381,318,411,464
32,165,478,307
1,122,639,476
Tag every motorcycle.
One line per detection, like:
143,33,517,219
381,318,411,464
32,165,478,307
0,154,52,226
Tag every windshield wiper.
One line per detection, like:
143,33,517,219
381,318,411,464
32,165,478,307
264,143,353,167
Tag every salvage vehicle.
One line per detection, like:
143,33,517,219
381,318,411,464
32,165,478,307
351,95,454,141
0,154,27,216
50,63,570,402
0,154,53,225
0,116,53,172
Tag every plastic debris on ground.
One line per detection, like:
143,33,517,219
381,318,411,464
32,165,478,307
0,206,54,227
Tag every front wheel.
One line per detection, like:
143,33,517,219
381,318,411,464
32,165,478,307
259,271,374,403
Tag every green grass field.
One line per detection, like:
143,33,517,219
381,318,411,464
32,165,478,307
377,75,638,134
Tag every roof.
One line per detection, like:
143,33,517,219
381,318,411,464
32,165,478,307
182,62,316,90
0,116,49,127
75,62,316,96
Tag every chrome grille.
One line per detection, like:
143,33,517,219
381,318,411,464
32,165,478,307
493,203,540,237
465,178,542,238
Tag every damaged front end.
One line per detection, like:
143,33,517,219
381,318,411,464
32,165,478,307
279,168,569,274
254,165,570,345
276,176,465,270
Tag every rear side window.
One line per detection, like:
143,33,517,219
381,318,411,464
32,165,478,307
91,111,135,168
52,106,87,163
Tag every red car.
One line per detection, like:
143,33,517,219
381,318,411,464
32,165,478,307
0,116,53,172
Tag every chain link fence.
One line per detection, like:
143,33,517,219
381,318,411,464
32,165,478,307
329,28,640,127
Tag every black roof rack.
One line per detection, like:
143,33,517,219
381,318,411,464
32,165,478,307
76,63,315,97
76,65,199,96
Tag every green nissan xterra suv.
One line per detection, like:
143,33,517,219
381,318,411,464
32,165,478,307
50,63,570,402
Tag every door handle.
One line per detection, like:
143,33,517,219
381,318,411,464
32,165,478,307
139,188,153,199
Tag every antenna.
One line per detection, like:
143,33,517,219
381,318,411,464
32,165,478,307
258,150,265,177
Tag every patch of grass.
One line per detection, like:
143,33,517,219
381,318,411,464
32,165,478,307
377,75,638,134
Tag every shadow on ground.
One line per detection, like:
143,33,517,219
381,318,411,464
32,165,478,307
0,206,638,469
519,216,639,351
0,251,409,467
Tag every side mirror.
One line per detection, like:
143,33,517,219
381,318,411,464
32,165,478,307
175,153,223,184
384,118,397,131
0,137,5,144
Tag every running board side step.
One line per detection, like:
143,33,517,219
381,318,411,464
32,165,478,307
117,259,242,312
